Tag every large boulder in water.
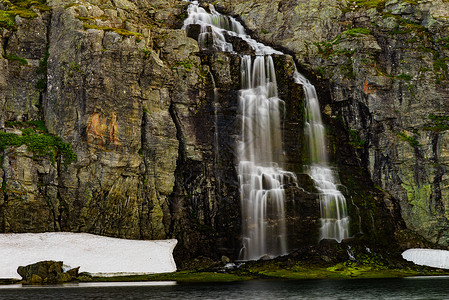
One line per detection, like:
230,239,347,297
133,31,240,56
17,261,79,284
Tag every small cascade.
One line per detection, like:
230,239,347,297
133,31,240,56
183,1,281,55
184,1,291,260
293,72,350,242
183,2,244,52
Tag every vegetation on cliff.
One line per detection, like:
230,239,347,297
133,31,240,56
0,0,50,29
0,121,77,165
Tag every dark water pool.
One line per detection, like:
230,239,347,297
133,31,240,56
0,276,448,299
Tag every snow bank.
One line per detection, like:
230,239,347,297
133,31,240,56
402,248,449,269
0,233,177,279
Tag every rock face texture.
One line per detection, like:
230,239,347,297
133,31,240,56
1,0,447,265
1,0,244,262
209,0,449,248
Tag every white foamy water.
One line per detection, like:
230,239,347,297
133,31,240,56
0,233,177,279
183,1,281,55
238,55,294,260
294,71,349,242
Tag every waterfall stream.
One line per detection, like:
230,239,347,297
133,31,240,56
238,55,290,260
184,1,349,259
184,1,290,260
293,72,349,242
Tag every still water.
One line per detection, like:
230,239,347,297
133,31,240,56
0,277,448,299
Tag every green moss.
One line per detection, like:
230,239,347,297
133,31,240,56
315,28,371,59
177,12,187,22
36,49,49,74
0,10,15,28
355,0,387,10
2,52,28,65
175,60,194,71
76,16,95,22
0,0,51,28
438,36,449,49
433,58,448,83
82,22,143,38
141,48,151,58
423,114,449,132
64,2,77,9
238,259,447,280
349,129,366,148
69,62,81,72
396,132,421,147
395,73,412,80
340,60,355,79
343,28,372,36
35,48,49,91
104,27,142,37
0,122,77,165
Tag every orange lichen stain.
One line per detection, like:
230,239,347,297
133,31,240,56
87,112,121,149
363,80,377,95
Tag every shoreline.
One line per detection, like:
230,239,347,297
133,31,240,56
2,262,448,285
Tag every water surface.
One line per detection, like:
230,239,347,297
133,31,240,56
1,277,448,299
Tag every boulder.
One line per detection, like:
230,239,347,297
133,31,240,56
17,261,80,284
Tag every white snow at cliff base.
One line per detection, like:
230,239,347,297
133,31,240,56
0,232,177,279
402,248,449,269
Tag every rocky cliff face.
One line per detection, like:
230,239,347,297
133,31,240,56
209,0,449,248
0,0,246,262
1,0,445,265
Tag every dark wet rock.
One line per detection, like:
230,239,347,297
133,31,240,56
17,261,78,284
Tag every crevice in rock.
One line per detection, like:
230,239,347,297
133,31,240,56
430,132,445,215
168,102,185,165
0,165,7,232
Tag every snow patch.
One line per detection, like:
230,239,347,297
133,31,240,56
0,232,177,279
402,248,449,269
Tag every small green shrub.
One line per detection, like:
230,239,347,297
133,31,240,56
1,121,76,165
175,60,193,71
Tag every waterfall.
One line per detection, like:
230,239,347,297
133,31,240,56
293,72,350,242
184,1,291,260
184,0,349,256
238,55,290,260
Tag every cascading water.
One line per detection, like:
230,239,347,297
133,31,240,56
293,72,350,242
184,1,292,260
238,55,290,260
